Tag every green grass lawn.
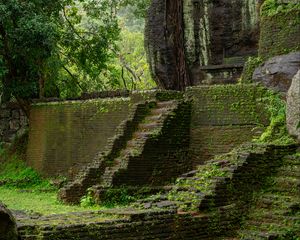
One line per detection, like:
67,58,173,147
0,186,102,215
0,152,106,215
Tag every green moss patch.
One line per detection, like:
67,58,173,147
261,0,300,17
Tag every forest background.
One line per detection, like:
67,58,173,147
0,0,153,115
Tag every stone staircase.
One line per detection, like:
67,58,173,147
91,100,192,202
233,154,300,240
59,100,191,204
15,144,298,240
162,144,298,239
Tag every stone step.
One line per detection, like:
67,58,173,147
271,176,300,191
126,139,144,148
180,170,198,178
132,131,153,139
238,230,284,240
277,165,300,178
119,147,140,157
244,219,295,230
144,115,162,122
150,107,172,115
282,156,300,166
156,100,177,108
254,195,300,210
138,122,161,131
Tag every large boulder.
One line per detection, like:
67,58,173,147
253,52,300,94
287,70,300,143
0,202,18,240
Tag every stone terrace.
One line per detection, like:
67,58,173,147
15,144,299,240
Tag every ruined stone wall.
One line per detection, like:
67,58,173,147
194,64,244,85
26,98,132,177
26,86,271,176
186,84,270,166
259,9,300,60
0,102,28,145
17,144,297,240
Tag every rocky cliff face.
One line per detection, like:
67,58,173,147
145,0,263,88
183,0,262,67
287,70,300,143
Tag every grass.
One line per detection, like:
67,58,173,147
0,186,102,215
0,149,108,215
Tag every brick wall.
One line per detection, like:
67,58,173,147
186,84,270,166
26,98,132,177
26,86,271,176
259,10,300,60
0,102,28,145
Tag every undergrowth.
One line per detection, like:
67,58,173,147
0,149,108,214
254,89,296,145
240,56,263,83
0,151,55,190
80,186,156,208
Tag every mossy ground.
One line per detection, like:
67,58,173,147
0,150,107,215
0,187,102,215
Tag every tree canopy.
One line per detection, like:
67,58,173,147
0,0,152,113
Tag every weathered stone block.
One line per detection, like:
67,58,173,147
253,52,300,94
259,9,300,60
287,70,300,142
0,202,18,240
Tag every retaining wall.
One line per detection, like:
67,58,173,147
186,84,270,166
26,98,132,177
259,9,300,60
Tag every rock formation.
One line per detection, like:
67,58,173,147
145,0,262,88
253,51,300,94
0,202,18,240
287,70,300,142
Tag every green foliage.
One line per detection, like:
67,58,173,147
100,187,136,207
261,0,300,17
80,188,96,207
0,187,104,214
102,29,156,91
0,0,62,101
120,0,151,19
0,153,54,190
0,0,125,101
240,56,263,83
57,0,121,97
255,90,295,145
0,0,155,102
81,187,156,208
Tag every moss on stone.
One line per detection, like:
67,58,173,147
259,7,300,60
240,56,263,83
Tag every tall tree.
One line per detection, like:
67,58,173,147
0,0,121,114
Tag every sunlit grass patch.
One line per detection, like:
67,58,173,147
0,186,105,215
